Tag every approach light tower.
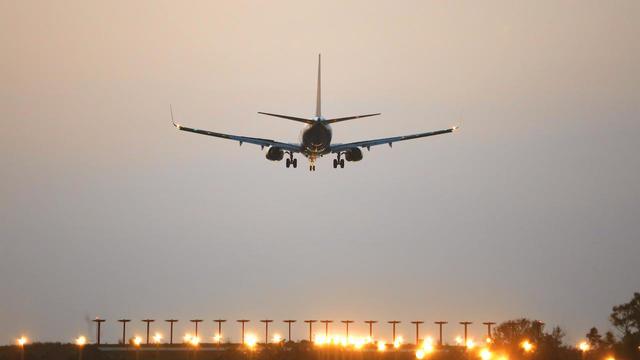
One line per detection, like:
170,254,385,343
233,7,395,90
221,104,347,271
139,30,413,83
261,320,274,344
434,322,448,346
411,321,424,345
214,319,226,344
165,320,178,345
118,319,131,345
237,320,250,344
283,320,296,342
341,320,354,341
482,322,496,341
142,319,155,345
388,321,401,343
304,320,317,342
459,322,472,346
190,320,203,338
364,321,377,339
320,320,333,337
93,318,106,345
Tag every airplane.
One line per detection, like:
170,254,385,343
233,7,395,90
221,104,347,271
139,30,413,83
172,54,458,171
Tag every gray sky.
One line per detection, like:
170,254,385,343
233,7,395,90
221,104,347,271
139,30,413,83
1,0,639,346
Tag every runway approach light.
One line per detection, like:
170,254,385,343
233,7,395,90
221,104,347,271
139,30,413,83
153,333,162,344
133,336,142,346
394,336,403,348
378,341,386,351
456,336,463,345
579,342,590,352
273,334,281,343
466,339,476,349
76,336,86,346
17,336,27,346
521,340,533,352
480,349,492,360
416,349,425,359
486,337,492,343
246,334,257,348
214,334,221,343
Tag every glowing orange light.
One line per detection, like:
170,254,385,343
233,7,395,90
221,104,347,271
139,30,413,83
133,336,142,346
416,349,425,359
423,344,434,353
486,337,492,343
606,357,615,360
273,334,281,343
455,336,463,345
480,349,492,360
76,336,86,346
153,333,162,344
214,334,221,342
246,334,257,348
466,339,475,349
522,340,533,352
17,337,28,346
377,341,386,351
579,342,589,352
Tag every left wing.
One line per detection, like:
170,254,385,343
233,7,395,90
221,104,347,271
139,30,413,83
173,122,302,153
330,126,457,153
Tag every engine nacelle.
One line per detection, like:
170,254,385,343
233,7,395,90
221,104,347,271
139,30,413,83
344,148,363,162
265,147,284,161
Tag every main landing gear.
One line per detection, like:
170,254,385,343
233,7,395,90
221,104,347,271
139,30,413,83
285,153,297,168
333,154,345,169
309,155,317,171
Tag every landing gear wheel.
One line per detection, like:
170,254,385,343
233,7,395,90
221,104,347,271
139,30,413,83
333,159,338,168
313,165,316,171
286,158,291,168
292,158,297,168
310,165,313,171
340,159,345,168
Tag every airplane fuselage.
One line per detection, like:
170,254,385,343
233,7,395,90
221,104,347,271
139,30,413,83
301,120,332,157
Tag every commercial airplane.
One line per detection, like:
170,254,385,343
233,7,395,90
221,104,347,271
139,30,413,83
172,55,458,171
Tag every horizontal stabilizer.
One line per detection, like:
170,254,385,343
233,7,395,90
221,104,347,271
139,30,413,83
258,112,315,124
320,113,381,124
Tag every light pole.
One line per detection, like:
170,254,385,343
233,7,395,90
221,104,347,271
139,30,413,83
261,320,273,344
237,320,250,345
459,322,472,346
165,319,178,345
482,322,495,342
341,320,354,342
93,318,106,345
411,321,424,345
190,319,203,338
388,321,401,343
142,319,155,345
304,320,317,342
283,320,296,342
320,320,333,337
214,319,226,344
118,319,131,345
434,322,447,346
364,321,377,339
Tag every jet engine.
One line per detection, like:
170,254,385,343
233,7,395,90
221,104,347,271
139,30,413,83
265,147,284,161
344,147,363,162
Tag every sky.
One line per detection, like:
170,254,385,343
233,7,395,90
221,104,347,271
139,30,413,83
1,0,639,346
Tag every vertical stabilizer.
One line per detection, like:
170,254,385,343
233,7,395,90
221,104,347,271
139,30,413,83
315,54,321,118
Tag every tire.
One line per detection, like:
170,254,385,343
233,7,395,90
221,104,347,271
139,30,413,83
293,158,297,168
286,158,291,168
333,159,338,168
340,159,345,168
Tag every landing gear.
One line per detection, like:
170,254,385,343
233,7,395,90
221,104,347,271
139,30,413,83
309,165,316,171
285,153,297,168
334,154,345,169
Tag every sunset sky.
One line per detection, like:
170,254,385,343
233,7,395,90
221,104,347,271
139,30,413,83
1,0,639,345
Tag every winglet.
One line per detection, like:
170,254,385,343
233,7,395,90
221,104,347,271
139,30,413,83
170,104,181,129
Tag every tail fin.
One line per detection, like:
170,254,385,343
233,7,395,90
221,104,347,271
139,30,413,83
315,54,321,118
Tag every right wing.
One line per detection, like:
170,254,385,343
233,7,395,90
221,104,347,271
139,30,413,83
173,122,302,153
330,126,457,153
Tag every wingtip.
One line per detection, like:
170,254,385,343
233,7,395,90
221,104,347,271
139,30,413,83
452,125,460,131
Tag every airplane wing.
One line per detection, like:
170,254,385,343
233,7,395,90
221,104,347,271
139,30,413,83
173,122,302,153
330,126,457,153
